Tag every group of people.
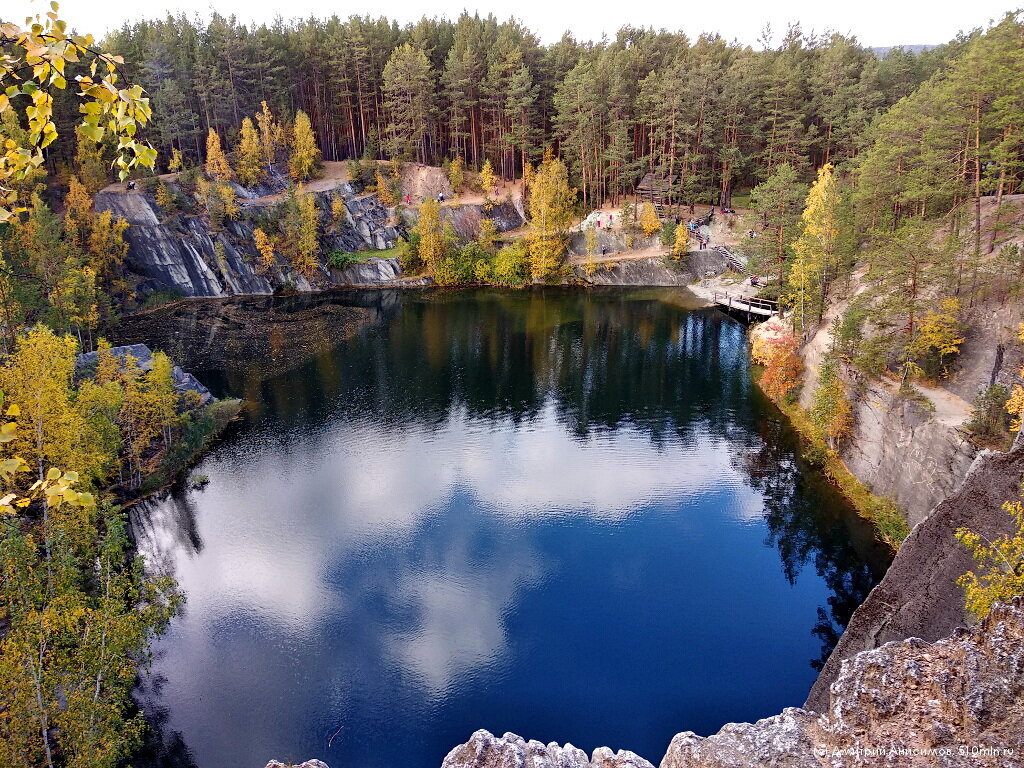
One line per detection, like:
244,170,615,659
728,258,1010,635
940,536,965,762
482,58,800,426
687,218,711,249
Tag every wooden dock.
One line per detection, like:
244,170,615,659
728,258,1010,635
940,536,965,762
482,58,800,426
711,291,778,318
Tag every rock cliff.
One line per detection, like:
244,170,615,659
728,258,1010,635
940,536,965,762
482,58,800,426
576,250,728,287
441,730,655,768
662,597,1024,768
95,181,403,299
841,376,978,528
805,441,1024,712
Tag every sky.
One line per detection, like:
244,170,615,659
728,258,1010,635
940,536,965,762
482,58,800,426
4,0,1015,47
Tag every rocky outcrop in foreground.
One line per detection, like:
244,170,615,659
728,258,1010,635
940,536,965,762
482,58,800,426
442,729,655,768
75,343,213,405
431,599,1024,768
807,442,1024,711
265,761,329,768
662,598,1024,768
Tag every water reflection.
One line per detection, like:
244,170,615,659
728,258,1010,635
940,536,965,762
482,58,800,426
128,288,887,768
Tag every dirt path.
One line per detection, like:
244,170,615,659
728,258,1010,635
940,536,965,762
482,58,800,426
912,383,973,428
249,161,350,206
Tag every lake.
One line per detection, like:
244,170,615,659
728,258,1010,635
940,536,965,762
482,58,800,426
124,288,888,768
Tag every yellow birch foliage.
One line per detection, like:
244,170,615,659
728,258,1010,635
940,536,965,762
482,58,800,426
376,170,397,206
290,110,321,182
526,155,576,281
204,129,234,182
330,193,347,223
909,298,965,379
253,227,277,269
235,117,264,188
672,223,688,258
415,198,445,273
478,219,498,255
168,148,185,172
810,360,853,449
639,202,660,237
0,325,98,480
256,101,285,168
86,210,130,278
956,489,1024,620
63,177,93,248
155,181,177,216
479,159,497,199
1007,323,1024,432
788,163,838,331
448,156,465,193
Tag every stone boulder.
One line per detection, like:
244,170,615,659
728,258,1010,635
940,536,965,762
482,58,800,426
442,730,655,768
264,761,330,768
75,344,213,406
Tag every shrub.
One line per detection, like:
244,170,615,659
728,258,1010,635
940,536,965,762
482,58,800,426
956,487,1024,620
660,222,677,246
492,241,530,287
966,384,1012,448
396,234,422,272
474,259,492,283
328,250,364,269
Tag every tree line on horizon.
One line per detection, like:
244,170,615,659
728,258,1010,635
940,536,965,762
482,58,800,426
91,13,970,208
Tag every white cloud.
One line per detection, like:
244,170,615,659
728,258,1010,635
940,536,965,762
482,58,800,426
133,400,765,695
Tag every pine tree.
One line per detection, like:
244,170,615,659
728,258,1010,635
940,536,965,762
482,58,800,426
382,44,434,162
751,163,806,285
290,110,322,181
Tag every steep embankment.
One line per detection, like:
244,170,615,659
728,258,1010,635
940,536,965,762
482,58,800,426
95,180,401,297
95,171,526,299
806,437,1024,711
574,248,728,287
666,597,1024,767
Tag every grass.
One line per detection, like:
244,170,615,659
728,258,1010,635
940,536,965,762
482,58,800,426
139,289,184,311
327,246,401,269
754,368,911,550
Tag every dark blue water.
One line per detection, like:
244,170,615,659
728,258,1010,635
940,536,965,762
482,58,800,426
127,288,886,768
